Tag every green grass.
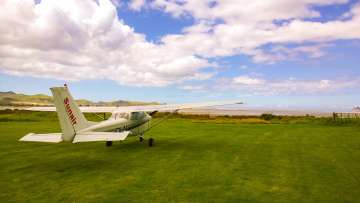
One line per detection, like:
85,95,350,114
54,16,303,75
0,111,360,202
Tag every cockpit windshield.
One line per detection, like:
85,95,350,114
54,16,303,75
131,112,145,120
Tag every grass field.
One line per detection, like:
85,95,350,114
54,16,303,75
0,111,360,202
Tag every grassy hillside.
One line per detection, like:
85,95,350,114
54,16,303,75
0,110,359,202
0,91,160,107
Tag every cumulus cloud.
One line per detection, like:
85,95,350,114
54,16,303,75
152,0,360,63
0,0,213,86
128,0,146,11
152,0,349,21
250,43,333,63
1,0,360,88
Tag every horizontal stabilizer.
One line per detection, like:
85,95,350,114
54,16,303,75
19,133,63,143
72,131,130,143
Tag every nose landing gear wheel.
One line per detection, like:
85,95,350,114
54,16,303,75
106,141,113,147
148,138,154,147
139,137,144,142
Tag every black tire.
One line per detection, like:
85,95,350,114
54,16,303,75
106,141,113,147
148,138,154,147
139,137,144,142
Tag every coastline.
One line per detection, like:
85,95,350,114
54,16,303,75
179,108,334,117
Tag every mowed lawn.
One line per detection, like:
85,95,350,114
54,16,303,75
0,112,360,202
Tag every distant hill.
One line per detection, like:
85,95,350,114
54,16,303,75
0,91,160,107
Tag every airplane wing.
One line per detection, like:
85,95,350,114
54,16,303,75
25,106,115,113
19,133,63,143
72,131,130,143
26,101,242,113
113,100,242,113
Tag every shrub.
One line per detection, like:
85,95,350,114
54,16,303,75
260,113,275,121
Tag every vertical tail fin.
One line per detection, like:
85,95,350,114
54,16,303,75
50,86,90,141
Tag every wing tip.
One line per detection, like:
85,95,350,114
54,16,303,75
19,133,34,141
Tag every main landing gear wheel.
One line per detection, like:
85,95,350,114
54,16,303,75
148,138,154,147
106,141,113,147
139,137,144,142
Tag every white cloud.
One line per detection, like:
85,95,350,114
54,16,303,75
0,0,214,86
110,0,122,8
1,0,360,88
239,65,247,69
250,43,333,63
153,0,360,63
128,0,146,11
226,75,359,95
152,0,349,21
179,85,205,91
233,75,265,85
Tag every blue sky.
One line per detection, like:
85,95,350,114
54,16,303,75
0,0,359,110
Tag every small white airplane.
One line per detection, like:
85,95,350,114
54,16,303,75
20,85,241,147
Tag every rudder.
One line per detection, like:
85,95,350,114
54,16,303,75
51,86,90,141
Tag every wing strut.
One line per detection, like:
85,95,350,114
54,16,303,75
144,110,178,133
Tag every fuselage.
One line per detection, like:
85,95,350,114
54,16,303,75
78,111,151,136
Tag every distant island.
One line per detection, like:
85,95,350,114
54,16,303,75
0,91,160,107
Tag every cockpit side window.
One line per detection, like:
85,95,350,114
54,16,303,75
114,112,129,120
